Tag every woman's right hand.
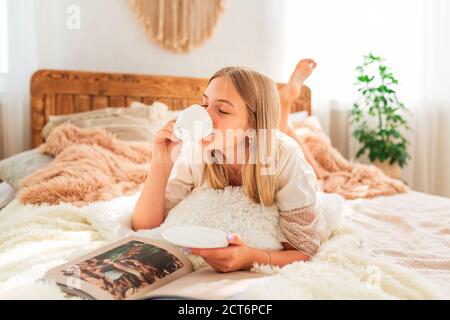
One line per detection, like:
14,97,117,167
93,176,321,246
134,118,182,230
152,119,183,164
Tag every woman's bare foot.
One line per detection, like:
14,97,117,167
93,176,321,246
290,59,317,87
285,58,317,104
279,58,317,133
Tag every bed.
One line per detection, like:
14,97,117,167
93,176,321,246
0,69,448,299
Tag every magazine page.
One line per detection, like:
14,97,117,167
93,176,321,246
142,266,269,300
44,236,194,300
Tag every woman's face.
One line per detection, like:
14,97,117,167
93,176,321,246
200,76,251,157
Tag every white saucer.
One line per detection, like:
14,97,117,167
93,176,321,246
162,226,229,249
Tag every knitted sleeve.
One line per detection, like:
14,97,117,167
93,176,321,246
278,204,326,257
275,135,326,257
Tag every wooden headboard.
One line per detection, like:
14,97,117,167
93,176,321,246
30,69,312,147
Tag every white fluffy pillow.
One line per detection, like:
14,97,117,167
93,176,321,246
163,186,284,251
137,186,344,270
138,186,284,269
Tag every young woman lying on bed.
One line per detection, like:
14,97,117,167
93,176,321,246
132,59,327,272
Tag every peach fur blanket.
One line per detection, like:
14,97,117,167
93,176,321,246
18,122,407,206
19,124,152,206
294,121,408,199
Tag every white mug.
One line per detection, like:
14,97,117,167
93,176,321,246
173,104,213,142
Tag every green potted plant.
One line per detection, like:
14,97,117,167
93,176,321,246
350,53,411,179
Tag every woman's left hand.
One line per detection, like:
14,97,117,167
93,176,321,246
188,233,252,273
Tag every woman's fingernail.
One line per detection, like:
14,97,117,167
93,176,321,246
182,247,192,254
226,234,233,241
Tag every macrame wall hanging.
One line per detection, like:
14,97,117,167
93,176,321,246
128,0,225,53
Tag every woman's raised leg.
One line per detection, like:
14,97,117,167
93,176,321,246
278,59,322,179
278,58,316,133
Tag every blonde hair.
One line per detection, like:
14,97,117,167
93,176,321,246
204,66,280,206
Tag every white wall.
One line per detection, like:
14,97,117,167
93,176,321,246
35,0,289,82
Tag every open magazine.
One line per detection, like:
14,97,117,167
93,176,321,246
44,236,267,300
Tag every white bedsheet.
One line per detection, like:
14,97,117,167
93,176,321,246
345,191,450,297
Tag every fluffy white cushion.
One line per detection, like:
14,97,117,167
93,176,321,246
138,186,344,270
318,192,345,238
138,186,284,269
163,186,283,250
